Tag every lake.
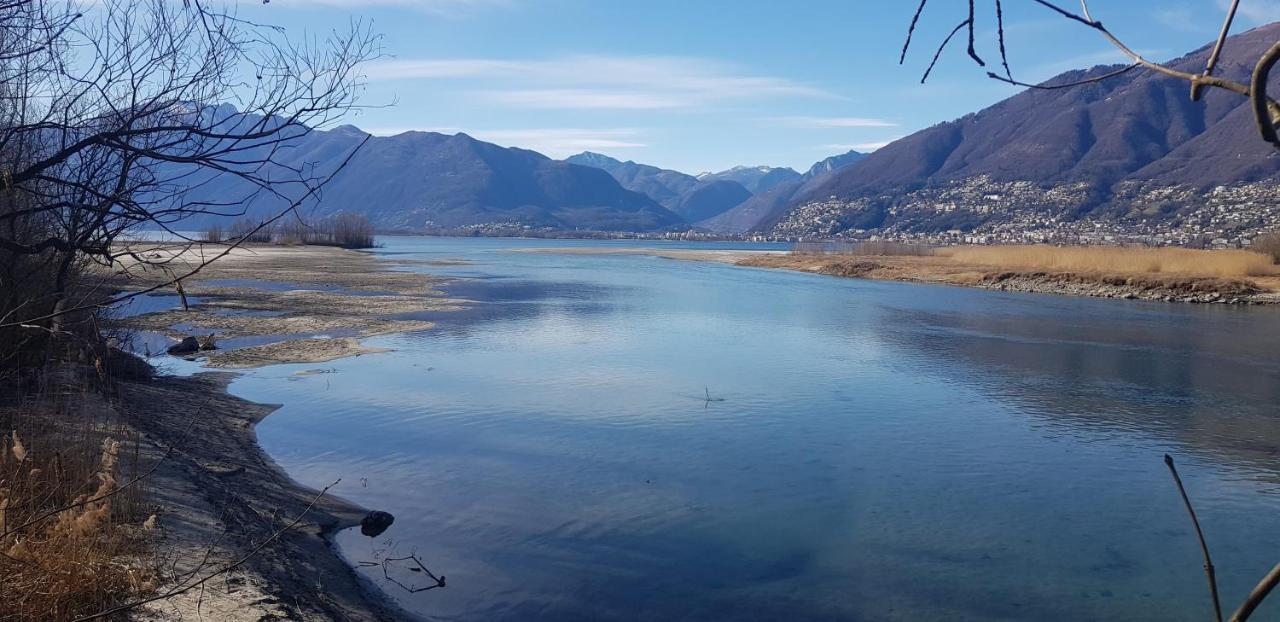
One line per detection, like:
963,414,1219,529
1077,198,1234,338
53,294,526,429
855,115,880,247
230,237,1280,621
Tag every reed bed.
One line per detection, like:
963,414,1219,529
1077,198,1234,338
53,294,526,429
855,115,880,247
940,245,1279,278
1,363,155,620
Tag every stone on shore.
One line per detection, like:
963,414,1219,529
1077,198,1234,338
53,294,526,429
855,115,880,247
361,510,395,537
167,336,200,355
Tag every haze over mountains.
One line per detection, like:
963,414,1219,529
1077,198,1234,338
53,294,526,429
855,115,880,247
564,152,846,225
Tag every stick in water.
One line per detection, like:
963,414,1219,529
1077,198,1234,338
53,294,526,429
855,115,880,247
1165,454,1223,622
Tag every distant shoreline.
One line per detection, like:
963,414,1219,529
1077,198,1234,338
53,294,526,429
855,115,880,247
520,246,1280,305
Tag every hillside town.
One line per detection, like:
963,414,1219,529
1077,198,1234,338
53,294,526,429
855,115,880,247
770,176,1280,248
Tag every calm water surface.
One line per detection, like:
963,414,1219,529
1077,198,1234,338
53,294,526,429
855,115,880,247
232,237,1280,621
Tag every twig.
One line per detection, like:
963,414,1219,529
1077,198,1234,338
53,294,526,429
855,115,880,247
909,0,1280,147
965,0,984,67
380,554,446,593
1193,0,1240,100
900,0,929,64
994,0,1011,80
986,63,1138,90
1230,562,1280,621
922,19,970,84
1250,41,1280,146
1164,454,1223,622
0,134,371,331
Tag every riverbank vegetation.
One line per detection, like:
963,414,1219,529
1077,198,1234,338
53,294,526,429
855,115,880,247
728,241,1280,304
1,366,155,619
0,0,375,618
204,213,377,249
939,245,1279,278
786,241,1280,279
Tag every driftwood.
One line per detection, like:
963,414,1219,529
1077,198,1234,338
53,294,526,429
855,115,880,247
358,554,447,594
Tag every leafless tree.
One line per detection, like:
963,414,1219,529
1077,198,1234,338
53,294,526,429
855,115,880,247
901,0,1280,148
0,0,378,358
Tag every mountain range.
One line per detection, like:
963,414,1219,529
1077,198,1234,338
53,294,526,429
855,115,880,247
178,129,685,231
183,24,1280,238
180,123,863,233
696,165,801,194
762,23,1280,238
564,151,866,230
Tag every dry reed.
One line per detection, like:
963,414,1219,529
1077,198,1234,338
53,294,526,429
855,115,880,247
1252,232,1280,264
940,245,1279,278
1,365,155,621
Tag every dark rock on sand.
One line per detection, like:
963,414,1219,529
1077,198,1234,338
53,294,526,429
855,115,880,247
361,510,395,537
167,336,200,355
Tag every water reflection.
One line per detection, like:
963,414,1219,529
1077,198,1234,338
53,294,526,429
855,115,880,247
393,277,625,337
241,238,1280,622
876,300,1280,478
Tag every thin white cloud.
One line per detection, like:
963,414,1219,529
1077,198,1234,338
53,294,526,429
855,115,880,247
475,128,647,157
1220,0,1280,24
486,89,689,110
359,126,646,158
364,59,521,79
774,116,897,128
366,55,833,110
820,139,898,152
1155,6,1200,32
267,0,516,15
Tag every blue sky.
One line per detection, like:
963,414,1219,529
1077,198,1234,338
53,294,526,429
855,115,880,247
240,0,1280,173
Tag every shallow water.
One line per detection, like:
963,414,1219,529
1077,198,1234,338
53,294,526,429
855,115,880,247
230,237,1280,621
202,278,395,297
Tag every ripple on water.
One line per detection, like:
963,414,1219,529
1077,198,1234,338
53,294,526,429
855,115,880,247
239,238,1280,622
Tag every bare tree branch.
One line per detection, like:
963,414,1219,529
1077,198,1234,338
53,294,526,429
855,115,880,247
903,0,1280,148
1164,455,1223,622
1231,562,1280,622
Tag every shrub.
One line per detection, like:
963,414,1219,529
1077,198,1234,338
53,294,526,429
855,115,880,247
1252,231,1280,263
229,217,272,243
305,213,376,249
203,223,224,243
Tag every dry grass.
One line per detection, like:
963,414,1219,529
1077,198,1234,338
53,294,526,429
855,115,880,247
940,245,1279,278
1,366,156,621
1252,232,1280,263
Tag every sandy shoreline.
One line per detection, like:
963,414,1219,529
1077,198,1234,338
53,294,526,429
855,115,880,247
107,243,462,368
99,244,456,620
119,372,412,620
520,246,1280,304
